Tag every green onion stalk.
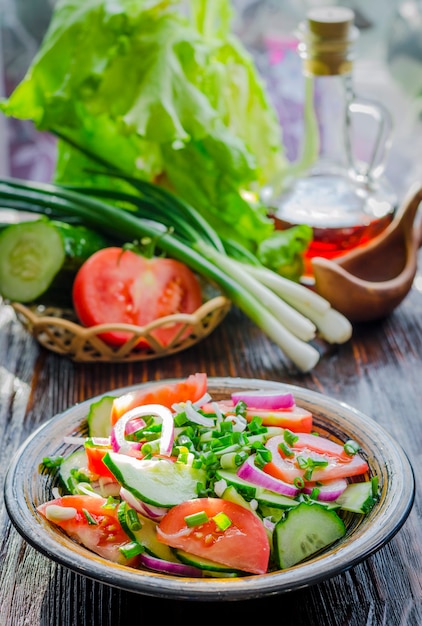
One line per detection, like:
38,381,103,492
0,177,352,372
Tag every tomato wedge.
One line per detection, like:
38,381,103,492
157,498,270,575
85,445,116,479
200,400,313,432
37,495,136,565
111,373,207,425
72,247,203,347
264,433,369,484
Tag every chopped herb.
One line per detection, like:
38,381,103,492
82,508,98,525
119,542,144,559
213,512,232,531
343,439,360,456
184,510,209,527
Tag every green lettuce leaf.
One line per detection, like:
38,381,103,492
1,0,309,275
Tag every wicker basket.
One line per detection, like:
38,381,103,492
11,295,231,362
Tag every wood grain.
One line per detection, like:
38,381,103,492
1,274,422,625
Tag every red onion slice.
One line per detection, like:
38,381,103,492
139,552,203,577
231,390,295,410
302,478,348,502
120,487,168,521
236,455,299,498
112,404,174,457
90,437,111,447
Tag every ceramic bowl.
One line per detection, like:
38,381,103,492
4,378,415,601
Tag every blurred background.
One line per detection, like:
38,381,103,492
1,0,421,199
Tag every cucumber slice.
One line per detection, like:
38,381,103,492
214,469,258,499
117,502,178,562
87,396,115,438
59,449,88,494
175,549,240,576
221,485,257,514
255,490,299,510
274,502,346,569
0,219,66,302
335,477,379,514
103,451,206,507
0,217,110,304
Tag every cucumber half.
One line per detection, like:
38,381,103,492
103,451,206,508
273,501,346,569
0,219,66,302
117,501,178,562
87,395,115,438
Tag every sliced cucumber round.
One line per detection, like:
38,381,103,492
335,478,379,514
103,451,206,508
0,219,66,302
214,468,258,499
58,449,88,494
87,395,115,438
117,502,178,562
175,549,240,576
273,501,346,569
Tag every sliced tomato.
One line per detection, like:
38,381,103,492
264,433,369,484
72,247,203,347
200,400,313,432
111,373,207,425
157,497,270,575
37,495,136,565
85,445,116,479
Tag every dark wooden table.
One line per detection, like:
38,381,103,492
1,265,421,625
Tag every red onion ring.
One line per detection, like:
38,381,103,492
120,487,168,521
302,478,348,502
111,404,174,456
236,455,299,498
231,390,295,410
139,552,203,577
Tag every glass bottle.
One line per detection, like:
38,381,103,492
266,6,397,279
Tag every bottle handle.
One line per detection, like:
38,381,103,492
346,96,393,183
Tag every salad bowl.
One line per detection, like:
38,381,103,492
4,377,415,601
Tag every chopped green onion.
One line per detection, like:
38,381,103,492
294,476,305,489
310,487,320,500
174,412,189,427
184,511,209,527
235,401,248,417
343,439,360,456
247,416,265,433
192,458,204,470
102,497,119,510
119,542,144,559
213,512,232,531
220,451,248,469
283,429,299,446
140,440,160,456
41,456,64,469
82,509,98,525
127,508,142,532
278,442,294,457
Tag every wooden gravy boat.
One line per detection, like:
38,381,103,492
311,183,422,322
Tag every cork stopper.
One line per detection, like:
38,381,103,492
307,6,354,40
296,6,359,75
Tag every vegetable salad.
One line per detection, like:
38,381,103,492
39,374,379,577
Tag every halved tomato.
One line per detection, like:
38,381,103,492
200,400,313,433
72,247,203,347
111,373,207,425
37,495,136,565
264,433,369,484
156,497,270,575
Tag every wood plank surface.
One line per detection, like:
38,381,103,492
1,268,421,626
